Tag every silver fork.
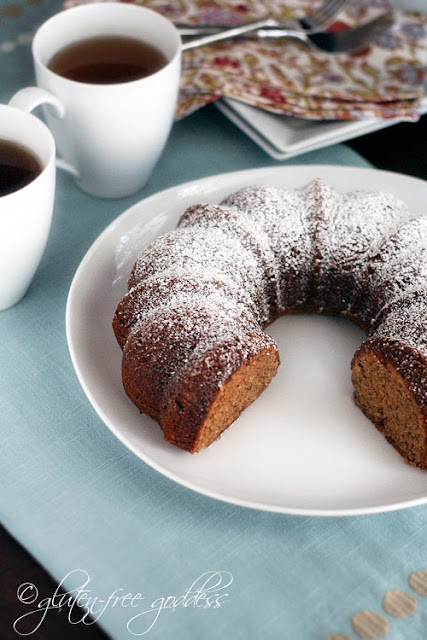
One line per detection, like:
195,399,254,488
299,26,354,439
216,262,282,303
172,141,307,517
299,0,349,32
178,0,349,36
181,12,395,54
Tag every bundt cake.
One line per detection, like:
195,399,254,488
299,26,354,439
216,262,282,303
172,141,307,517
113,179,427,469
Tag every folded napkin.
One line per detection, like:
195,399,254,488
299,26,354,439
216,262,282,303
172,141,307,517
64,0,426,122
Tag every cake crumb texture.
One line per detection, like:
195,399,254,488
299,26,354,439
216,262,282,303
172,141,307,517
352,346,426,469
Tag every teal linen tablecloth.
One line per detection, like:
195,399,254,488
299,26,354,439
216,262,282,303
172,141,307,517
1,2,427,639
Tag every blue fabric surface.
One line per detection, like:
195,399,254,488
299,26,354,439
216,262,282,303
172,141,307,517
1,2,427,640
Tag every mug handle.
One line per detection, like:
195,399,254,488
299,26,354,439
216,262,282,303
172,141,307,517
9,87,79,178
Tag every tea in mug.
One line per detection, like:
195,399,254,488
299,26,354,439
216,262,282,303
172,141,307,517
0,139,42,197
48,35,168,84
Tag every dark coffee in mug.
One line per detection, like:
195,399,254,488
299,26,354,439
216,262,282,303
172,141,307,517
0,139,42,197
47,35,168,84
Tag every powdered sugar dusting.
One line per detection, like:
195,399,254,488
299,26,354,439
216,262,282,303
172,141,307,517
221,183,313,311
372,294,427,355
129,225,271,325
352,217,427,328
179,202,280,316
315,183,411,312
116,274,258,347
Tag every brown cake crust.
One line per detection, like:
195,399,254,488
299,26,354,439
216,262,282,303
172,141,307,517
161,340,279,452
120,301,279,451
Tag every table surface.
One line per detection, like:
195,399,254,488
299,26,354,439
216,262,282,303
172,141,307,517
1,2,427,640
2,111,426,640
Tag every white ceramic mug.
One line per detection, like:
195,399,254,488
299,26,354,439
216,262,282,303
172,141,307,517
0,104,56,311
10,3,182,199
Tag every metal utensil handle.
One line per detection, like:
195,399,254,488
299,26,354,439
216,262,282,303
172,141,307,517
178,24,283,36
181,18,288,51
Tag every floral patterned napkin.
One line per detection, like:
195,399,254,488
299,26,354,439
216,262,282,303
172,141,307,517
63,0,427,122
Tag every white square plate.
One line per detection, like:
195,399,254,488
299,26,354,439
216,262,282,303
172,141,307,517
216,93,427,160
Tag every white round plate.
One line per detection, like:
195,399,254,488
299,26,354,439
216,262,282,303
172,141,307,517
66,165,427,516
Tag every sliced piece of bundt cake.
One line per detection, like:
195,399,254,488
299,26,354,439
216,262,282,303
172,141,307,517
121,303,279,452
352,292,427,469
